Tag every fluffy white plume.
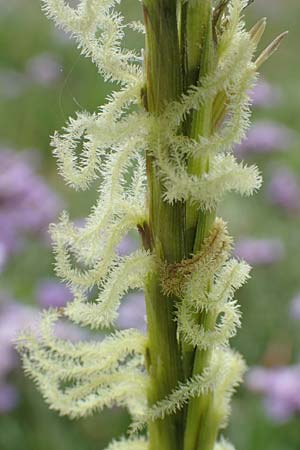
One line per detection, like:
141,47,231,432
17,310,148,418
104,437,148,450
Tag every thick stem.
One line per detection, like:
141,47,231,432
143,1,185,449
143,1,228,449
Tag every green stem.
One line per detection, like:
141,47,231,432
143,1,185,449
145,274,184,450
184,0,215,255
143,1,229,449
181,0,215,379
182,2,220,450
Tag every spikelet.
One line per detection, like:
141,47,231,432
103,436,235,450
160,219,233,298
104,437,148,450
131,222,248,434
64,250,156,329
19,0,154,433
41,0,143,85
102,435,237,450
130,348,245,434
16,310,148,419
214,439,236,450
176,221,251,350
17,0,285,449
149,0,262,208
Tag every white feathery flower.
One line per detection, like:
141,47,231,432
16,1,281,448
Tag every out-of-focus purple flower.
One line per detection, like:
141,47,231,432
54,320,87,342
0,296,39,378
236,121,295,156
263,396,293,422
26,53,61,87
289,294,300,321
246,365,300,422
0,383,19,414
116,233,139,257
266,168,300,212
117,292,146,333
36,279,72,309
249,79,281,108
234,238,285,265
0,149,62,268
0,292,87,412
0,54,61,99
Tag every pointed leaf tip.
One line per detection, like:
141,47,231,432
249,17,267,46
255,31,289,68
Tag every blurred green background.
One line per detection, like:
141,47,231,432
0,1,299,449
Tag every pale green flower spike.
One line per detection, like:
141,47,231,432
16,0,286,449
